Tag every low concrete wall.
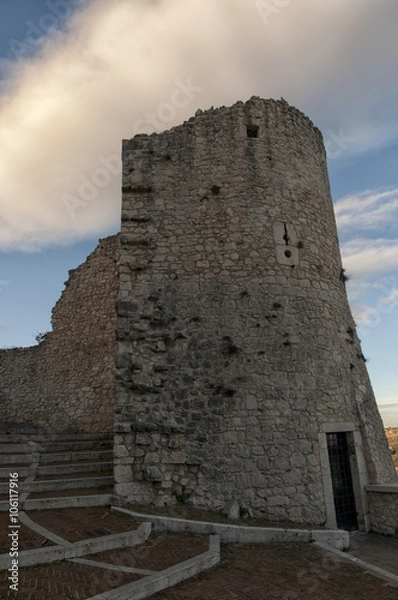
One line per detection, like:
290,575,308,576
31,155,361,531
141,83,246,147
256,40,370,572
315,542,398,587
87,536,220,600
0,522,151,570
366,484,398,536
112,507,349,551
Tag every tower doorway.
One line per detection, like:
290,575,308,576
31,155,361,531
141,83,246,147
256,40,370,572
326,432,358,531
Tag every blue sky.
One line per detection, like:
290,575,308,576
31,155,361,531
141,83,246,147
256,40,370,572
0,0,397,425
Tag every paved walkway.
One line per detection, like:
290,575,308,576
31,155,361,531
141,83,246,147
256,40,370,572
349,531,398,576
0,506,397,599
151,542,398,600
26,507,140,543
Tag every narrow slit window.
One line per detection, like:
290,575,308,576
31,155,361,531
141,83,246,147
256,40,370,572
247,125,259,138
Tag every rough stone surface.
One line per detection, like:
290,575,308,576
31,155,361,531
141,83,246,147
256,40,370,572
0,235,119,432
367,491,398,536
223,500,241,521
114,97,397,524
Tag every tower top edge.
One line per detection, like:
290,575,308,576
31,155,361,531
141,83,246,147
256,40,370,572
122,96,323,145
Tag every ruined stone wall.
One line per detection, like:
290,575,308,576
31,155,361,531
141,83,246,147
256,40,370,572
115,97,396,525
0,235,119,433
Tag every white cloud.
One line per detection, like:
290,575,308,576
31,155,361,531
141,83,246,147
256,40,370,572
339,200,398,326
378,402,398,409
349,282,398,331
1,0,398,249
335,188,398,236
379,288,398,307
345,272,398,336
342,239,398,279
335,190,398,310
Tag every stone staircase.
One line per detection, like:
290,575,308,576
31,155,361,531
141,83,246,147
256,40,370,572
0,431,114,510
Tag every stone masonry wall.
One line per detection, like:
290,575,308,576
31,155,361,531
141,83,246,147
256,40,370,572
367,488,398,536
0,235,119,433
115,97,396,525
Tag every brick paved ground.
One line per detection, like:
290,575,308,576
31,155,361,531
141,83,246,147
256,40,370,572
350,532,398,576
0,514,55,553
28,507,139,542
152,543,398,600
0,559,141,599
1,506,397,600
0,532,207,599
86,533,209,571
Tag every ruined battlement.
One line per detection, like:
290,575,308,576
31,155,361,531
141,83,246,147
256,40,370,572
0,234,119,433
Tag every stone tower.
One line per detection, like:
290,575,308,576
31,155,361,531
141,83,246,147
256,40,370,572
115,97,396,530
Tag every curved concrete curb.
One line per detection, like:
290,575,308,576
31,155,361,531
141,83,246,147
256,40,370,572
112,507,349,551
315,541,398,587
18,511,74,547
0,522,151,570
86,535,220,600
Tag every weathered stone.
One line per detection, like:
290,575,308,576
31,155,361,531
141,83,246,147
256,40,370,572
144,452,160,464
114,444,129,458
162,451,187,464
144,466,163,482
135,433,151,445
223,500,240,520
114,464,132,484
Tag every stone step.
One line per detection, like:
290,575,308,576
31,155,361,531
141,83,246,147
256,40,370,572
0,432,115,513
0,443,33,453
40,440,112,453
0,475,113,495
27,485,114,498
0,449,113,465
34,469,113,481
0,461,114,479
0,454,31,465
0,440,113,454
1,432,113,443
0,492,114,511
40,450,114,464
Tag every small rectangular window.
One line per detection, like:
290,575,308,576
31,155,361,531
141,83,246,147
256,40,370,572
247,125,259,138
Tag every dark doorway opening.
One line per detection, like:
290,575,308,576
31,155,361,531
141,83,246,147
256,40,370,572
327,432,358,531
